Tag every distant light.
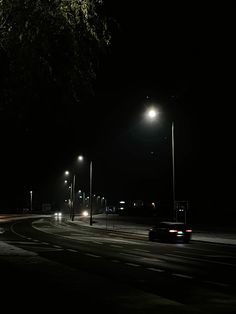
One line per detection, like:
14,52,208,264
64,180,68,184
65,171,69,176
78,155,84,161
82,210,89,217
119,201,125,204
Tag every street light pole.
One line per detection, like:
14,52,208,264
30,190,33,212
145,106,176,221
89,160,93,226
72,174,76,221
171,121,176,221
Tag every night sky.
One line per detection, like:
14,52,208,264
0,1,235,223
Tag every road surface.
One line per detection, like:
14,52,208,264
0,215,236,313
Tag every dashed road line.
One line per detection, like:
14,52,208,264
125,263,140,267
85,253,101,258
66,249,78,253
146,267,165,272
172,273,193,279
91,241,103,245
110,244,123,248
134,249,150,253
166,253,236,267
204,280,231,287
120,252,136,257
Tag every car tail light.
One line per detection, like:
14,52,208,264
169,229,178,233
186,229,192,232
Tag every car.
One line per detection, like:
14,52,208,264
54,211,62,217
148,221,192,243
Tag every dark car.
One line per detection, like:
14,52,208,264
148,221,192,243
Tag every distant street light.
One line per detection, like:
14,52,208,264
146,107,176,221
78,155,84,162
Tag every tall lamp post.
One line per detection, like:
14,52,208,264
171,121,176,221
64,171,72,218
64,155,84,221
30,190,33,212
146,107,176,221
89,160,93,226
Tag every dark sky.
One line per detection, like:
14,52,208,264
1,1,235,220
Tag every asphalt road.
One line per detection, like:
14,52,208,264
1,215,236,313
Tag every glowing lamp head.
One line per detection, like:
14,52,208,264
146,107,159,121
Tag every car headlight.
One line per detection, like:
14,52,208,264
54,212,62,217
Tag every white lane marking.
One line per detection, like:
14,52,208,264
91,241,103,245
33,239,40,242
204,255,236,258
125,263,140,267
53,245,62,248
85,253,101,258
120,252,136,257
120,252,163,263
66,249,78,253
6,241,41,245
146,267,165,272
204,280,230,287
41,242,50,245
166,253,236,267
133,249,150,253
172,273,193,279
110,244,123,248
173,250,236,259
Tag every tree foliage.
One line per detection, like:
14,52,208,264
0,0,110,114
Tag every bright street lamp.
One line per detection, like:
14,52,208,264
146,107,158,120
78,155,84,161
